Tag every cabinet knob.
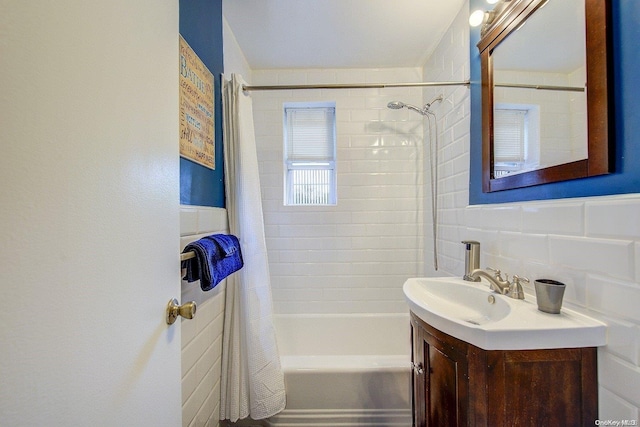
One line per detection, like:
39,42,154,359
412,362,425,375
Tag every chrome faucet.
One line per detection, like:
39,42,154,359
469,268,511,295
469,268,528,300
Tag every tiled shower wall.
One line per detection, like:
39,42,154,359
180,206,228,427
430,2,640,418
420,2,471,277
251,68,426,314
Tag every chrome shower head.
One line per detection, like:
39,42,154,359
388,96,444,116
387,101,405,109
387,100,427,115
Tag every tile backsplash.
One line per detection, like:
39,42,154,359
462,196,640,419
180,206,228,427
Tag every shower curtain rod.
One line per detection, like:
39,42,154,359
241,80,583,92
242,80,471,91
495,83,585,92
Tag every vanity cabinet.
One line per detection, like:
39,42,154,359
410,313,598,427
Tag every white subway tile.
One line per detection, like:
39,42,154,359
549,236,634,280
521,202,584,235
181,363,198,405
306,70,337,84
465,205,522,231
586,197,640,239
180,207,198,236
598,351,640,408
636,242,640,284
598,387,640,424
586,275,640,323
498,231,549,264
600,315,640,365
196,207,228,234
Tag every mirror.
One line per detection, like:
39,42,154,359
477,0,612,192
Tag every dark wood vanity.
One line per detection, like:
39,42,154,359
410,313,598,426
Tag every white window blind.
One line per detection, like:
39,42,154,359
284,104,336,205
494,109,526,163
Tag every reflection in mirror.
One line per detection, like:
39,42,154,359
478,0,612,193
492,0,586,178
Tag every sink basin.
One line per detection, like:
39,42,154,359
404,277,606,350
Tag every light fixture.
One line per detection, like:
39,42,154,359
469,0,506,30
469,9,487,27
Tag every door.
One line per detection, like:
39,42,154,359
0,1,182,425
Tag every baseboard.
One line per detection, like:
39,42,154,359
261,408,412,426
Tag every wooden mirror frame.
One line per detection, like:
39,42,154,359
477,0,613,193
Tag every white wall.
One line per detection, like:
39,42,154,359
223,17,253,83
251,68,425,314
427,1,640,419
0,1,182,425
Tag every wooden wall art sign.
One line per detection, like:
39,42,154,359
179,35,215,169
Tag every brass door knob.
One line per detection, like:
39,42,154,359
166,298,197,325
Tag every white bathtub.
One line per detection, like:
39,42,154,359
264,313,412,427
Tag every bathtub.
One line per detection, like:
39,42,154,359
264,313,412,427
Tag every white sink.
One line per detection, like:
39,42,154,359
404,276,606,350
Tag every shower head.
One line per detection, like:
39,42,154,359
387,101,428,115
387,101,406,110
387,95,444,116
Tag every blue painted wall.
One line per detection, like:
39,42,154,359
179,0,225,207
469,0,640,204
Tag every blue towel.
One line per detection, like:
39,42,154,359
181,234,244,291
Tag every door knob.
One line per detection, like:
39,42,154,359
166,298,197,325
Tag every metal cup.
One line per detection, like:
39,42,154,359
534,279,566,314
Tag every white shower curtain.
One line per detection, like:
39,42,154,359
220,74,286,421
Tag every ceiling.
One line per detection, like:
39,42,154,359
222,0,467,70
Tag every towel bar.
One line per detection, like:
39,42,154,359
180,251,196,261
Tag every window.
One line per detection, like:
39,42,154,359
493,105,540,177
283,102,337,205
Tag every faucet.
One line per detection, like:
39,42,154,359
469,268,511,295
469,268,528,300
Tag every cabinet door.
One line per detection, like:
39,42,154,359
412,314,469,427
425,336,468,427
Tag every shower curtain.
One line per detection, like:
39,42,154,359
220,74,286,422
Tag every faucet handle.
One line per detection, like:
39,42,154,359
513,275,529,285
508,275,529,300
487,267,504,281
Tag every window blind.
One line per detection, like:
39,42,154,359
494,109,526,163
284,105,336,205
285,107,335,161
